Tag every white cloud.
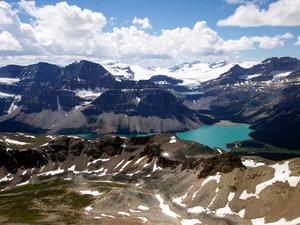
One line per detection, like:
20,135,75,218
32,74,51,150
225,0,242,4
18,0,107,55
222,36,254,53
132,17,152,29
295,37,300,46
0,31,23,51
0,1,295,65
0,1,38,54
221,33,292,52
252,32,294,49
224,0,267,4
218,0,300,27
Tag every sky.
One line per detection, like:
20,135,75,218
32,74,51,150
0,0,300,66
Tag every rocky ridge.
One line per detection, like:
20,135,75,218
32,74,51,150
0,133,299,225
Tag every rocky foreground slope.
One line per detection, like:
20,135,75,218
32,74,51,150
0,133,299,225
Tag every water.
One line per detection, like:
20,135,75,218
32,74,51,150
76,133,156,139
76,123,252,152
176,123,252,151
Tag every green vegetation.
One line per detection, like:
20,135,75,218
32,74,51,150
0,179,95,224
90,181,129,192
229,140,300,155
0,132,52,150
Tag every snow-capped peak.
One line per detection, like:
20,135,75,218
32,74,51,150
100,60,259,87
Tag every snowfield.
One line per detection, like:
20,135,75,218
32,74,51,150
74,89,103,100
101,60,258,87
0,77,20,85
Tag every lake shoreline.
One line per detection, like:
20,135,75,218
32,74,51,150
214,120,242,126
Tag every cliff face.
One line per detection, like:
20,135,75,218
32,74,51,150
0,133,299,225
0,61,214,134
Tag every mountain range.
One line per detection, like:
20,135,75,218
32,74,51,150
0,57,299,149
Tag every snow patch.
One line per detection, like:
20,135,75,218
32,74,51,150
137,205,149,211
114,159,125,170
242,159,265,168
251,217,300,225
74,89,102,100
187,206,206,214
215,192,235,217
117,211,130,216
101,213,115,219
181,219,202,225
156,194,180,219
201,173,221,187
119,160,132,172
153,159,163,173
272,71,293,81
80,190,102,196
0,92,15,98
0,174,13,183
246,74,262,80
169,136,177,144
38,167,64,176
5,138,27,145
85,206,93,212
135,156,146,165
138,217,148,223
0,77,20,85
240,161,300,200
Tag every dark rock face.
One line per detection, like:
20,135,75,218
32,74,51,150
149,75,190,92
19,88,81,113
196,153,245,178
0,65,22,78
249,86,300,149
20,62,61,83
84,88,210,125
141,144,162,158
150,75,183,85
0,145,48,174
60,60,116,90
208,57,300,85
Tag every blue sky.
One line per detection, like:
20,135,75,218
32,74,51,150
1,0,300,65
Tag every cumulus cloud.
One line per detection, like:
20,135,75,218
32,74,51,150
0,0,295,65
132,17,152,29
218,0,300,27
221,33,293,52
224,0,267,4
18,0,108,55
222,36,254,53
252,33,294,49
295,37,300,46
0,31,23,51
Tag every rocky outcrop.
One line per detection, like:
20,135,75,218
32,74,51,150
0,134,299,225
196,153,245,178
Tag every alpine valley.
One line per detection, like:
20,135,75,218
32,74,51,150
0,57,300,225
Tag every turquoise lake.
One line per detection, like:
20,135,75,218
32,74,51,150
176,124,252,151
76,123,252,152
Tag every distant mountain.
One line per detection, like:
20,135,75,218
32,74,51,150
0,60,215,134
185,57,300,149
101,60,258,87
206,57,300,86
